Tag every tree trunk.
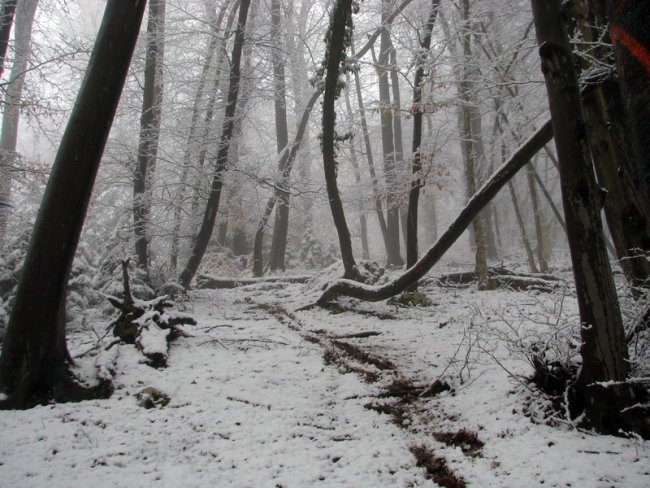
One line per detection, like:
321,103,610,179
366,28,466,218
178,0,250,289
459,0,488,289
351,39,390,251
526,162,548,272
314,120,553,305
583,86,650,289
133,0,165,278
0,0,145,409
321,0,358,280
374,1,403,267
344,72,370,260
406,0,439,269
170,4,228,274
268,0,291,271
608,1,650,235
253,88,321,276
0,0,17,79
532,0,632,434
0,0,38,243
508,179,539,274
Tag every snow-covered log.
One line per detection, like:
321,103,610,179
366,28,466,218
108,260,196,367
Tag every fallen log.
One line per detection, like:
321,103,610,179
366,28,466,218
312,119,553,306
435,267,561,292
196,274,312,289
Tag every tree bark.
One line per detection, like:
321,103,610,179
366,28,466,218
321,0,358,280
179,0,250,289
607,1,650,235
583,86,650,289
532,0,631,434
314,120,553,305
0,0,146,409
0,0,38,243
133,0,165,277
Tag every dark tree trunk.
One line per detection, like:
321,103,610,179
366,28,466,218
0,0,17,79
0,0,146,409
574,7,650,290
583,86,650,289
321,0,358,280
315,120,553,305
532,0,632,435
406,0,439,269
268,0,291,271
134,0,165,277
179,0,250,289
608,1,650,235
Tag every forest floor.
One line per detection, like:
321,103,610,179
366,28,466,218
0,263,648,487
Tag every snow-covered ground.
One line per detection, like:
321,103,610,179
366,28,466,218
0,269,648,487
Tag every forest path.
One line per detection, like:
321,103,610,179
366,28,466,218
0,279,648,487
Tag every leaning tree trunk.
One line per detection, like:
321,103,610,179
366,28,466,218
0,0,146,409
531,0,633,435
178,0,250,289
321,0,359,280
0,0,17,79
314,120,553,305
406,0,440,270
133,0,165,278
0,0,38,243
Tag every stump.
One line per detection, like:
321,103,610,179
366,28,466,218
107,259,196,367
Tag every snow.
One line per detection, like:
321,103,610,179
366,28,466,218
0,272,648,487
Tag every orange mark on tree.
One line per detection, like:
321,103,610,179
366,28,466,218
611,24,650,75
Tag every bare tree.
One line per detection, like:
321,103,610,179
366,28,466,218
406,0,440,269
0,0,38,243
320,0,358,280
267,0,291,271
179,0,250,288
134,0,166,278
531,0,633,434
